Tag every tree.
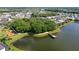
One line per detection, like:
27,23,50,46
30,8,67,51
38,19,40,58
42,24,47,32
31,22,43,33
0,31,7,43
8,18,57,34
32,11,57,17
44,20,56,31
9,19,31,33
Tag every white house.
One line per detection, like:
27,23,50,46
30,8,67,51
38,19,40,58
25,12,32,19
0,15,12,23
46,16,52,19
15,13,25,18
15,12,32,19
39,9,45,14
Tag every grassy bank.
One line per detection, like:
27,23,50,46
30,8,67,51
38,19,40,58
32,28,60,38
59,20,74,28
5,33,29,51
9,33,29,43
32,32,49,37
6,20,74,44
32,20,74,37
5,20,74,51
5,41,21,51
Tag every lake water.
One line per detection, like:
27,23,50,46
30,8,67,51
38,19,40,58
13,22,79,51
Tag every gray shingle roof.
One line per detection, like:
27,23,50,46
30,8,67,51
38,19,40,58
0,42,5,50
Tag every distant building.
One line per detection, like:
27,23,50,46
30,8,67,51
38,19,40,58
15,13,25,18
56,15,62,21
25,12,32,19
74,14,78,18
75,18,79,21
46,16,52,19
15,12,32,19
39,9,46,14
0,14,12,24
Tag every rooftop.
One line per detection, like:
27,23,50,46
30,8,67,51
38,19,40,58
0,42,5,50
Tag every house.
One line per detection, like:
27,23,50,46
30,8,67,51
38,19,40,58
55,19,64,24
0,42,6,51
55,15,65,24
39,9,45,14
15,12,32,19
75,18,79,21
25,12,32,19
15,13,25,18
0,14,12,24
46,16,51,19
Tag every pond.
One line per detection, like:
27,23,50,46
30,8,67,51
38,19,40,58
13,22,79,51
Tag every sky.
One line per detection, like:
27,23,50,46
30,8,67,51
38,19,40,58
0,0,79,7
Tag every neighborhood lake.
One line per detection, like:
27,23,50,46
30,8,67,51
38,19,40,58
13,22,79,51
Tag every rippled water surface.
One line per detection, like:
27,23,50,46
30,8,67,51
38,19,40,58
13,23,79,51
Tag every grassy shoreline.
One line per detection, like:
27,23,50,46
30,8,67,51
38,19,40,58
5,20,74,51
10,20,74,42
5,33,29,51
32,20,74,37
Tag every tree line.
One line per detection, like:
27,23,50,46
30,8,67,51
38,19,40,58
8,18,57,34
32,12,57,17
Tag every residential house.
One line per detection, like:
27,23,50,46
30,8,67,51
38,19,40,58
25,12,32,19
15,12,25,18
0,42,5,51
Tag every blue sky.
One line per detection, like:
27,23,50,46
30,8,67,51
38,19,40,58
0,0,78,7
